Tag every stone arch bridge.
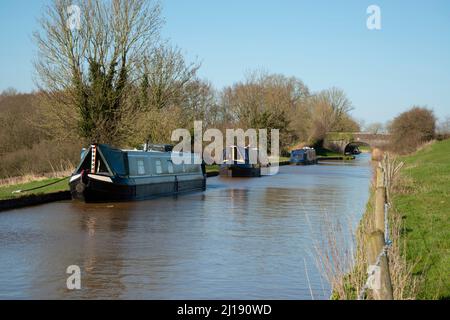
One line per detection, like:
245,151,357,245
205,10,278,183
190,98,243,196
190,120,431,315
324,132,391,154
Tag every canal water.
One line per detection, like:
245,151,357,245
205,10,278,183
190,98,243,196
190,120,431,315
0,154,372,299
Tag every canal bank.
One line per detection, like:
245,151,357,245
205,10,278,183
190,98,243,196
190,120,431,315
0,177,71,212
336,139,450,300
390,140,450,299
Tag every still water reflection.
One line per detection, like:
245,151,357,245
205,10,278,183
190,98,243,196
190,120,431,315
0,154,372,299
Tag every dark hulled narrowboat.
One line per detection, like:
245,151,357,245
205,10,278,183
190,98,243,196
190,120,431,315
290,147,318,165
219,146,262,177
69,144,206,203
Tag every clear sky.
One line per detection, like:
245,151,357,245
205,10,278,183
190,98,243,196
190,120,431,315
0,0,449,123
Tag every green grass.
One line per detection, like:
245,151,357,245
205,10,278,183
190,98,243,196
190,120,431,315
0,177,70,201
314,147,355,160
393,139,450,299
315,146,342,157
358,145,371,153
205,165,219,173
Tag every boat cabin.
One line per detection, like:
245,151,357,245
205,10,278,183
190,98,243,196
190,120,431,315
220,146,261,177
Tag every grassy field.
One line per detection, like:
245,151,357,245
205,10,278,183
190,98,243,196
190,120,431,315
392,139,450,299
0,177,70,201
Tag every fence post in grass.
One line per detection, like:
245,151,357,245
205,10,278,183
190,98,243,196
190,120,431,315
367,231,394,300
375,166,386,233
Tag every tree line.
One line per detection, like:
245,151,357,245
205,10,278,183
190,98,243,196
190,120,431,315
0,0,448,178
33,0,359,151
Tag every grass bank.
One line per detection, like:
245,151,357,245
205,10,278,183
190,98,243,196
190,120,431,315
334,139,449,300
315,147,355,161
0,177,70,201
391,139,450,299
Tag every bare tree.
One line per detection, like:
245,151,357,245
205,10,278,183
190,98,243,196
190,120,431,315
322,87,354,131
219,71,310,148
179,79,218,128
308,93,336,143
139,45,200,110
366,122,385,134
324,87,353,117
437,116,450,136
131,44,200,145
34,0,163,145
234,72,309,127
307,88,357,143
0,87,18,97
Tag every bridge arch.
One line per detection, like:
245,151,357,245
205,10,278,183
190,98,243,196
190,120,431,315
323,132,391,154
344,141,371,154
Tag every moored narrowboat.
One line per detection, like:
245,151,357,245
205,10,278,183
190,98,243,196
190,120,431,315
69,144,206,203
290,147,318,165
219,146,262,177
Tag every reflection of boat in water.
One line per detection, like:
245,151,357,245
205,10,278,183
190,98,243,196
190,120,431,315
290,147,318,165
69,144,206,203
220,146,262,177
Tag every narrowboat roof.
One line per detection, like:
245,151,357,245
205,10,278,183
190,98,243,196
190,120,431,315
97,144,195,158
76,144,202,177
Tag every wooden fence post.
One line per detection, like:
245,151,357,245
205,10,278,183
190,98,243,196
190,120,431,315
376,166,384,188
367,231,394,300
375,166,386,233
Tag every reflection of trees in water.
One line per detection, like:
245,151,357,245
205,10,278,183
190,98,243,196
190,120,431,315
22,203,132,299
75,196,210,299
72,204,133,299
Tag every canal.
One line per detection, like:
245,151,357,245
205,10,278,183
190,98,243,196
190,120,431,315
0,154,372,299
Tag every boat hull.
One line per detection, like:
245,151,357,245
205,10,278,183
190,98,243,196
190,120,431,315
70,174,206,203
290,159,318,165
219,166,261,177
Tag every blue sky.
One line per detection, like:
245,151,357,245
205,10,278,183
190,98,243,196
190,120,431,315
0,0,449,123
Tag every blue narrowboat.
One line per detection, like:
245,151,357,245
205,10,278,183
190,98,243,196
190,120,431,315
290,147,318,165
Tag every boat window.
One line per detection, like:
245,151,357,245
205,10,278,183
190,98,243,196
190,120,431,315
167,160,174,174
137,160,145,175
76,149,92,173
155,160,163,174
75,148,112,176
128,156,150,176
96,157,109,174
